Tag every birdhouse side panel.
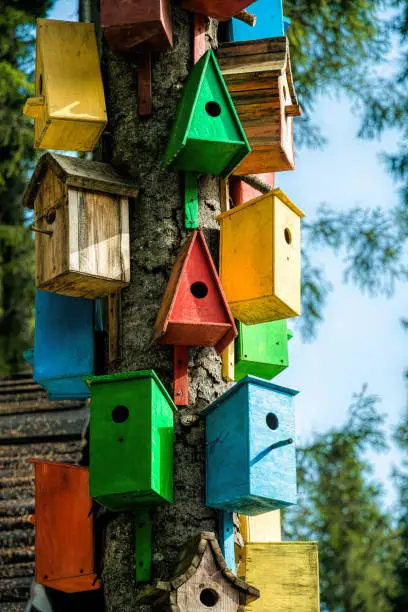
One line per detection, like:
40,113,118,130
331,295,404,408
38,118,107,153
151,378,174,503
35,168,68,288
206,385,249,510
33,48,47,146
280,72,295,167
236,320,289,378
248,384,296,509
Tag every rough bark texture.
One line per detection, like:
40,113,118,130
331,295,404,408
100,6,228,611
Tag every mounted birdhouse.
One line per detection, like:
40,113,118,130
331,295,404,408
203,375,298,515
86,370,175,511
244,542,320,611
181,0,256,20
136,532,260,611
235,320,292,382
29,459,100,593
163,50,250,178
217,188,305,324
26,290,94,400
236,510,281,579
217,37,302,175
23,153,138,299
231,0,286,41
100,0,172,52
23,19,107,151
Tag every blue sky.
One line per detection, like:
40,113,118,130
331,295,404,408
49,1,407,504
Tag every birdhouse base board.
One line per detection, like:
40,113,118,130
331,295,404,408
92,488,171,512
35,118,107,152
208,493,295,516
104,22,171,53
233,147,295,175
234,361,286,382
230,295,299,325
38,376,91,401
38,573,100,594
168,138,250,178
38,272,129,300
160,322,234,353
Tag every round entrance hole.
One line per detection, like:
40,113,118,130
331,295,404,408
200,588,219,607
112,405,129,423
266,412,279,431
46,208,56,225
284,227,292,245
190,281,208,299
205,101,222,117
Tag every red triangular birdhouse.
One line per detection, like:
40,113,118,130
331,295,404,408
153,230,237,354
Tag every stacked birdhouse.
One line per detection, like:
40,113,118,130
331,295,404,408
22,3,320,610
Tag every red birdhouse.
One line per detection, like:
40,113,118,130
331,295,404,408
181,0,256,21
30,459,100,594
152,230,237,406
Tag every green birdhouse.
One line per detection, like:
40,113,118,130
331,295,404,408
235,320,293,382
163,49,250,177
86,370,175,512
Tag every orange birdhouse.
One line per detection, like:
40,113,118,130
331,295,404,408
181,0,256,21
29,459,100,593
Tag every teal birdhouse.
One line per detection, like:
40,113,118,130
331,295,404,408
163,49,250,177
235,320,293,382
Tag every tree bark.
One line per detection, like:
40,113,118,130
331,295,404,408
99,7,228,610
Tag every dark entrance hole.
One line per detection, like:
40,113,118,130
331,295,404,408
266,412,279,431
112,405,129,423
190,281,208,299
200,588,219,607
205,101,222,117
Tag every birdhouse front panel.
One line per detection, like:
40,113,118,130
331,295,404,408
217,38,302,175
30,459,99,593
217,189,305,324
24,19,107,151
245,542,320,611
204,376,298,516
87,371,175,511
235,320,291,381
181,0,257,20
33,290,94,400
101,0,173,52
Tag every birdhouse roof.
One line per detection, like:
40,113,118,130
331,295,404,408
85,370,176,413
136,532,260,609
217,187,305,222
23,153,139,209
202,375,299,418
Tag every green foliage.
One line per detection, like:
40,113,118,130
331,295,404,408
284,387,401,611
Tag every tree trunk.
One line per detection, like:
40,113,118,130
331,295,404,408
98,7,227,610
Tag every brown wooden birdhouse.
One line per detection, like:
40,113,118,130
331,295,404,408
23,153,138,299
136,532,260,611
100,0,173,53
217,37,302,175
181,0,256,21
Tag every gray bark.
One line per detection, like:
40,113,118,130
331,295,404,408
99,7,228,611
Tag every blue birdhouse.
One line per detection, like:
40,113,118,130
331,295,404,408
230,0,289,41
203,376,298,516
25,290,95,400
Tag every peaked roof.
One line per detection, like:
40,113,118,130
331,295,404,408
136,531,260,609
152,230,237,353
23,153,139,209
162,49,250,176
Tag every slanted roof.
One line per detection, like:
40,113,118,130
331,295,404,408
23,153,139,209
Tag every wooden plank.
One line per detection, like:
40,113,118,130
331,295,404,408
193,14,206,64
174,346,189,406
135,508,153,582
138,52,153,116
219,511,235,572
184,172,199,229
219,177,231,213
108,292,122,363
221,342,234,382
0,408,88,442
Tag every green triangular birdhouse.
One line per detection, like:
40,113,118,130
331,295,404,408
163,49,250,177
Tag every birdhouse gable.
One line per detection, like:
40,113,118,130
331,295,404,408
163,50,250,177
180,0,257,21
152,230,237,354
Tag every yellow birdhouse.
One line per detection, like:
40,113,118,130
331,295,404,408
244,542,320,611
217,188,305,325
236,511,282,579
23,19,107,151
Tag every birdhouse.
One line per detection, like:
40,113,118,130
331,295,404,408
235,510,281,579
29,459,100,593
23,19,107,151
23,153,138,299
136,532,260,611
217,37,302,175
181,0,256,20
163,50,250,178
153,230,237,354
100,0,172,52
244,542,320,611
217,188,305,324
231,0,286,41
235,320,293,382
203,375,298,515
26,290,94,400
86,370,175,511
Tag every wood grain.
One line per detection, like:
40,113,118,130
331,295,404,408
174,346,189,407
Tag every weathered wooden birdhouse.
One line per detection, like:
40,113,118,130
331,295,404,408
26,290,94,400
86,370,175,511
136,532,260,611
23,153,138,299
100,0,172,52
235,320,292,382
217,188,305,324
217,37,302,175
203,375,298,515
29,459,100,593
181,0,256,20
244,542,320,611
231,0,287,41
163,50,250,177
23,19,107,151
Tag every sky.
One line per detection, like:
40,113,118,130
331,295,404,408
48,1,407,505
